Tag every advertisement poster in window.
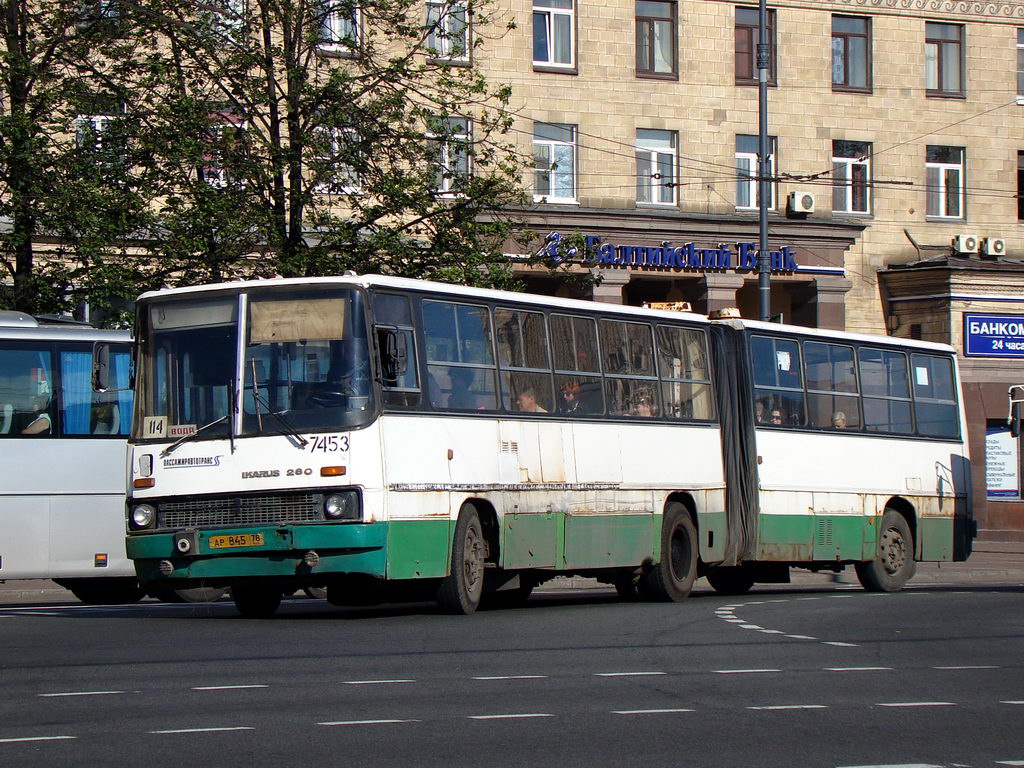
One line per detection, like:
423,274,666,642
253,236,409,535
986,425,1020,499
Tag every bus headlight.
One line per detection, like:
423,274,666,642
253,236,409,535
323,492,360,521
130,504,156,530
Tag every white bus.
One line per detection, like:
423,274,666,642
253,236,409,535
0,310,141,604
119,275,974,617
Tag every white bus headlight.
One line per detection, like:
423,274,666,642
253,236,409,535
131,504,156,529
323,492,359,521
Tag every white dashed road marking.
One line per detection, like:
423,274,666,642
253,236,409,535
468,713,554,720
149,727,255,734
38,691,127,697
0,736,76,744
319,719,420,726
613,708,696,715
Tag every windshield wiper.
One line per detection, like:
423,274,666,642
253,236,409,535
160,414,230,457
250,388,309,447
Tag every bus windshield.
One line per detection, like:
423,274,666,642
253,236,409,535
137,286,374,441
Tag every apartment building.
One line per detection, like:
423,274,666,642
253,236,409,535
468,0,1024,533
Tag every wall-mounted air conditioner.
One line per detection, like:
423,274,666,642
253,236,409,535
787,191,815,214
952,233,979,254
981,237,1006,257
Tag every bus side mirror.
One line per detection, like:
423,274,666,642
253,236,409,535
1012,401,1022,439
377,328,408,386
93,342,133,392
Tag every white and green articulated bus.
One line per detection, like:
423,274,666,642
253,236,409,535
0,310,142,604
119,275,975,617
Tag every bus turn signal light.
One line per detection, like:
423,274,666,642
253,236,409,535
134,477,156,489
320,466,347,477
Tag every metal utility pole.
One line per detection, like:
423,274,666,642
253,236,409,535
756,0,771,322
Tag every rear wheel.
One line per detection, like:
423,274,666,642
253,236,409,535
855,510,916,593
436,506,485,615
642,504,698,602
706,566,755,595
232,584,282,618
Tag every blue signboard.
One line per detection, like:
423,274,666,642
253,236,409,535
964,313,1024,357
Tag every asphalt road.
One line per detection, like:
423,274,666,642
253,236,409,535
1,581,1023,768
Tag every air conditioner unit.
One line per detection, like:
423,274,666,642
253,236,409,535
952,233,979,254
787,190,815,214
982,237,1006,257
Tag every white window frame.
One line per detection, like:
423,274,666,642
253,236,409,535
832,141,871,215
315,127,362,195
75,113,125,167
926,146,964,219
533,0,575,69
533,123,576,203
1017,29,1024,104
735,135,775,211
428,117,471,196
319,1,360,52
213,0,246,30
635,129,677,206
426,0,470,61
203,117,247,189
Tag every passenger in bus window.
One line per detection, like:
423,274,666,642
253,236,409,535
769,408,785,425
21,394,51,435
516,388,547,414
630,391,656,418
831,411,847,429
755,398,768,423
557,381,587,415
447,367,476,409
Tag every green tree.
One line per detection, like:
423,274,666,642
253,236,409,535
131,0,530,289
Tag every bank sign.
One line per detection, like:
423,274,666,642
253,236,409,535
963,313,1024,357
543,232,798,272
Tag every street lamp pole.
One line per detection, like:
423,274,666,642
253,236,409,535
756,0,771,322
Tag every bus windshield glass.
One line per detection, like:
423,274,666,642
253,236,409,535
137,287,373,441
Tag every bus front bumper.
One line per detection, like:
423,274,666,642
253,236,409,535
127,523,388,583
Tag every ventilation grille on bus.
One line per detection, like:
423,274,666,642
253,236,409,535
816,518,834,547
160,494,322,528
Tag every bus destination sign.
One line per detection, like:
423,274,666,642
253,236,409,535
964,313,1024,357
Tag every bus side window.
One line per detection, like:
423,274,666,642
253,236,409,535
422,299,498,411
751,335,806,427
373,294,421,408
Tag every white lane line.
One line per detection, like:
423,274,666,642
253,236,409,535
785,634,817,640
758,629,785,634
876,702,956,708
612,708,695,715
468,713,554,720
739,624,763,630
0,736,76,744
342,679,415,685
714,668,781,674
149,727,255,734
594,672,667,677
192,685,269,691
38,691,127,697
933,665,999,670
319,719,420,726
1000,700,1024,705
995,761,1024,766
825,667,893,672
823,642,860,647
836,764,943,768
746,704,827,710
473,675,548,680
724,618,746,623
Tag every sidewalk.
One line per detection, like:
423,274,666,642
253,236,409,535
3,540,1022,606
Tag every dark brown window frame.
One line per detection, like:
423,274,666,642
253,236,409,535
735,6,776,86
831,15,872,93
636,0,678,80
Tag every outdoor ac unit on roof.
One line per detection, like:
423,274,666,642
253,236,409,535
982,237,1006,257
787,190,815,214
952,233,979,254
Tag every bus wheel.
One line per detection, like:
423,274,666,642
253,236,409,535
706,566,755,595
232,584,282,618
643,504,698,602
437,506,485,615
855,510,916,593
63,577,146,605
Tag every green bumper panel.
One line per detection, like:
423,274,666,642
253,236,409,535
129,523,388,582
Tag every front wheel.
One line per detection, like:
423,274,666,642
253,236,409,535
855,510,916,593
61,577,146,605
232,584,282,618
642,504,698,602
436,506,485,615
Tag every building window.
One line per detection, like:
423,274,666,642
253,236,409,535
636,1,677,78
426,0,469,60
428,117,470,195
1017,151,1024,220
75,112,126,168
636,129,677,205
533,122,576,203
318,1,360,51
203,114,246,188
925,145,964,219
832,140,871,214
533,0,574,69
735,7,775,86
925,22,963,97
313,127,361,195
832,15,870,92
1017,29,1024,102
736,134,775,210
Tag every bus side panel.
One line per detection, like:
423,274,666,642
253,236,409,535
0,496,50,578
386,517,452,579
562,510,652,569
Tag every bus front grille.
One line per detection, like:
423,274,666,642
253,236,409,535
161,493,322,528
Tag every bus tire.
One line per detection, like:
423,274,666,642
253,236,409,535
642,504,698,602
436,506,485,615
62,577,146,605
706,566,755,595
855,510,916,593
232,584,282,618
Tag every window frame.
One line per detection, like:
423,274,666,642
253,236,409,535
533,0,576,71
925,21,964,98
831,14,871,93
831,140,871,215
313,126,362,195
426,0,470,62
735,6,776,86
635,0,678,80
533,122,577,204
636,128,678,206
735,134,776,211
1018,29,1024,103
318,0,361,53
925,145,965,220
427,116,471,196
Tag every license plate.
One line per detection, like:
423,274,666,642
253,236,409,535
208,533,265,549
